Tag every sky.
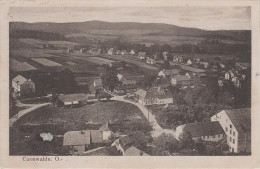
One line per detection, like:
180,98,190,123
8,6,251,30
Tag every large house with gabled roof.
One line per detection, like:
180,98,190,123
211,108,251,153
12,75,35,97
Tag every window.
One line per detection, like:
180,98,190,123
218,134,220,138
212,135,215,138
233,139,235,144
233,131,235,136
230,130,232,134
226,127,228,132
230,137,232,141
230,124,233,128
207,136,209,139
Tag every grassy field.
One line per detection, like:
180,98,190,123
102,55,159,71
85,57,115,65
31,58,63,67
10,58,37,72
10,49,61,58
10,101,151,155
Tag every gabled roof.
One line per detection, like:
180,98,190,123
124,146,149,156
119,132,147,150
12,75,28,85
58,93,88,102
121,78,137,85
182,121,224,138
90,130,103,144
135,89,147,98
224,108,251,133
63,130,104,146
63,130,91,146
153,78,171,88
80,146,120,156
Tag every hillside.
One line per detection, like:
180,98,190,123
10,21,251,44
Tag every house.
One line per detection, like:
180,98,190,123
200,62,209,68
218,79,224,87
114,77,137,94
67,47,73,53
152,53,159,60
12,75,35,97
231,77,242,88
186,59,193,65
63,130,104,155
130,50,135,55
176,121,225,142
146,58,156,65
211,108,251,153
225,70,235,80
121,50,127,55
162,51,168,60
58,93,88,106
111,132,148,155
108,48,114,55
194,57,200,63
138,52,146,60
93,77,103,89
134,88,173,105
116,50,121,55
99,123,114,140
173,56,183,63
158,69,179,78
235,62,250,70
152,78,171,89
170,75,191,86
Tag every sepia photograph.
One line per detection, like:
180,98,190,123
7,5,253,157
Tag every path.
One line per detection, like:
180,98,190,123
10,102,51,127
110,95,176,138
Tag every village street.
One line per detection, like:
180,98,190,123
9,100,51,127
110,95,176,138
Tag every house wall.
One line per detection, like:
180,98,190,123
211,111,239,153
237,131,251,153
199,133,225,142
103,131,113,140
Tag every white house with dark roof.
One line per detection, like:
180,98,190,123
12,75,35,97
130,50,135,55
176,121,225,142
134,88,173,105
211,108,251,153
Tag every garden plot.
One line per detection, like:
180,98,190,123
10,58,37,72
86,57,115,65
10,49,60,58
31,58,62,67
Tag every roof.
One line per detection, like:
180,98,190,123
224,108,251,133
12,75,28,85
121,78,137,85
135,89,147,98
180,65,206,73
90,130,103,144
63,130,103,146
99,123,112,131
171,75,191,81
63,130,91,146
80,146,119,156
58,93,88,102
119,132,147,150
138,52,146,57
153,78,171,88
160,69,179,76
182,121,224,138
124,146,149,156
